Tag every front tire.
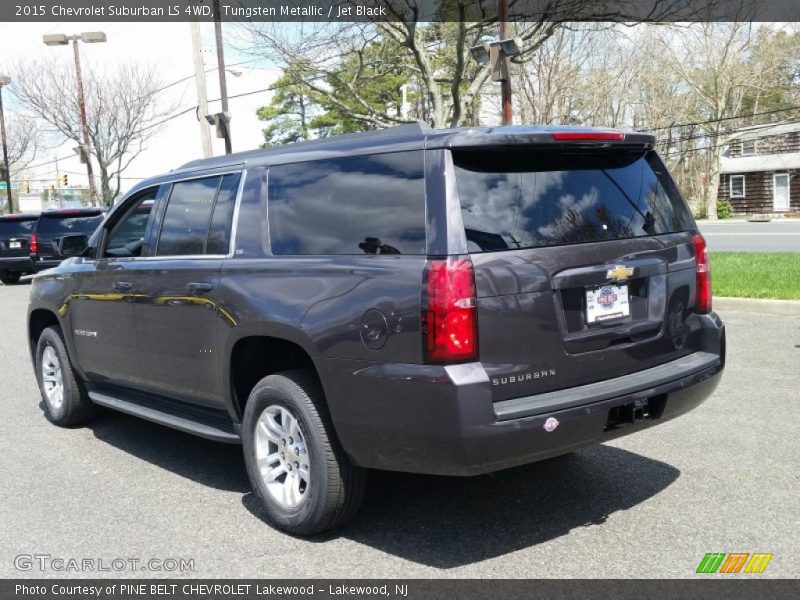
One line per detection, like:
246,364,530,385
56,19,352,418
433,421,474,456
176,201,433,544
0,270,21,285
35,326,94,426
242,370,366,535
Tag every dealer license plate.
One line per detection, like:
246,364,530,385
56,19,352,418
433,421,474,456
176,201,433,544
9,241,21,249
586,284,630,324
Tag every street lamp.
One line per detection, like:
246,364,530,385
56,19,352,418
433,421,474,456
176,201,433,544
43,31,107,206
0,75,12,214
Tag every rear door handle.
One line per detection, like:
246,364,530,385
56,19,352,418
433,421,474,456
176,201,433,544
112,281,133,291
187,282,213,293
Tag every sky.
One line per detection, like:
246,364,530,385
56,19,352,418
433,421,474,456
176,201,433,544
0,21,281,195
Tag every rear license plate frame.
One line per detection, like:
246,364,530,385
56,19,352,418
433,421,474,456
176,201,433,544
9,241,21,249
585,283,630,324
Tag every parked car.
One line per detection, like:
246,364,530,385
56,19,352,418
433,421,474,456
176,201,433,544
30,208,106,273
27,124,725,535
0,212,39,284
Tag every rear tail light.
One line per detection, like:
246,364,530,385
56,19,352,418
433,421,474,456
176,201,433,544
692,233,712,314
29,234,38,254
552,131,624,141
423,257,478,363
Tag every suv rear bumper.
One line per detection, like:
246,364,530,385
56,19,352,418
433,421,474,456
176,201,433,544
320,313,725,476
0,256,34,274
31,257,63,273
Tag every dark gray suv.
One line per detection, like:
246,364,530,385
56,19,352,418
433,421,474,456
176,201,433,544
27,124,725,535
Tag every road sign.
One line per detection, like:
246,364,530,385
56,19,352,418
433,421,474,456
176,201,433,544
0,182,18,190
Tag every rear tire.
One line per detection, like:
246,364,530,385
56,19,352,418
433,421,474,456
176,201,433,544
0,270,21,285
242,369,366,535
35,326,94,426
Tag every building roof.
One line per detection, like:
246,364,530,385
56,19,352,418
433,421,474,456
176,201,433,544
726,121,800,143
721,152,800,174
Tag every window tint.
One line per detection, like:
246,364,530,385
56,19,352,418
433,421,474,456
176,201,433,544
0,218,37,236
37,213,104,236
206,173,240,255
454,149,694,253
268,152,426,255
105,189,158,258
157,177,220,256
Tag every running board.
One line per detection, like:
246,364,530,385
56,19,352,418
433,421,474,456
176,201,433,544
88,390,241,444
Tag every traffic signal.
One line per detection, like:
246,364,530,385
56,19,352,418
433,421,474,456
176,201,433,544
60,173,68,187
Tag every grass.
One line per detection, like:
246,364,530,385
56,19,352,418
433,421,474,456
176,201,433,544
710,252,800,300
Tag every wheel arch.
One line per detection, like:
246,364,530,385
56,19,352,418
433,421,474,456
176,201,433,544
224,322,323,422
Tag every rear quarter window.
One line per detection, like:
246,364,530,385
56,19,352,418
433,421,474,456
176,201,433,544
267,151,426,255
454,149,693,252
36,213,104,236
0,218,37,236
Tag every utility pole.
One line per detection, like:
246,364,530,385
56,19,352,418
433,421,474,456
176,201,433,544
498,0,512,126
213,0,232,154
190,21,213,158
0,76,13,213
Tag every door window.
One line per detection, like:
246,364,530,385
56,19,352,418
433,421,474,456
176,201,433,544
155,174,241,256
103,189,158,258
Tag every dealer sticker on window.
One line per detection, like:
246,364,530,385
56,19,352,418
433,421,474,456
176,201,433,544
586,284,630,324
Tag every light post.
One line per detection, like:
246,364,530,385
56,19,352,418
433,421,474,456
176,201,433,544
0,75,12,213
43,31,106,206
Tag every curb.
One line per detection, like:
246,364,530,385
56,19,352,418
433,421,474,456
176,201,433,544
714,296,800,316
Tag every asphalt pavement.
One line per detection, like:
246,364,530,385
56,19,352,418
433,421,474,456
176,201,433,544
698,219,800,252
0,282,798,578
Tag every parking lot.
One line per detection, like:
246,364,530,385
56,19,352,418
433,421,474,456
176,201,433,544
0,281,798,578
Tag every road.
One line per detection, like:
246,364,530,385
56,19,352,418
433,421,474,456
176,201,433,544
698,219,800,252
0,282,798,578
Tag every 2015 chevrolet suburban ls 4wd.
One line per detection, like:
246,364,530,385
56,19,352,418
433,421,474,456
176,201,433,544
28,124,725,534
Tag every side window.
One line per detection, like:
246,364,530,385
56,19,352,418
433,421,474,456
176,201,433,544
206,173,240,255
103,190,158,258
157,177,220,256
268,152,426,255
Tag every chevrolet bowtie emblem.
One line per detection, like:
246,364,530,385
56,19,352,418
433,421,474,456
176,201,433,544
607,265,635,282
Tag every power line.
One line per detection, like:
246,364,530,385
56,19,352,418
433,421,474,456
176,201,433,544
663,118,800,156
639,104,800,134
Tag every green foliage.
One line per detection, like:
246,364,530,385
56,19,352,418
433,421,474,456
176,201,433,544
256,66,315,147
716,199,733,220
711,252,800,299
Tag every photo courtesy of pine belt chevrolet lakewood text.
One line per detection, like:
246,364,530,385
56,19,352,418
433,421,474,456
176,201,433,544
24,124,725,535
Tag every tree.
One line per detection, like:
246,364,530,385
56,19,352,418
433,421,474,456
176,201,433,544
9,58,176,205
236,1,699,131
655,23,794,219
257,66,317,146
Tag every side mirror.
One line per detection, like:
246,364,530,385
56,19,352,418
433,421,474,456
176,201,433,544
58,234,89,257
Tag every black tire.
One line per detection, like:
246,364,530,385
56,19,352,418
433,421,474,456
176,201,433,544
0,270,21,285
35,326,94,426
242,369,366,535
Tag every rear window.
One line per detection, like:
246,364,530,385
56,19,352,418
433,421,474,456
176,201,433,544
454,149,693,253
37,213,104,236
0,218,37,236
268,151,426,255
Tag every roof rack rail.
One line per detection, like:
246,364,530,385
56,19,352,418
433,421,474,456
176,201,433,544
177,122,431,170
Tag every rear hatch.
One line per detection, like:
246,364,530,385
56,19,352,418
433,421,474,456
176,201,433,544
0,214,38,259
452,141,705,402
34,209,105,261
